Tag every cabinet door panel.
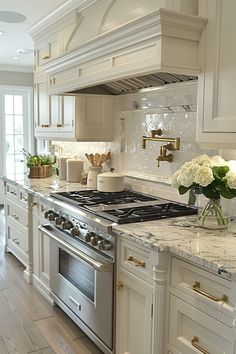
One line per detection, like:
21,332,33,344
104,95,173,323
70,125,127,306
169,295,233,354
34,77,49,128
197,0,236,147
116,270,153,354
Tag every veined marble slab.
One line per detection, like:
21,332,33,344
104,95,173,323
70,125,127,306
112,216,236,279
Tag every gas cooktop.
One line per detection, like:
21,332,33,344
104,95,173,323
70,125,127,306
50,190,197,224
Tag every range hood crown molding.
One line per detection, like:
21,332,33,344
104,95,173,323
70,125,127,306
44,9,207,74
42,8,207,95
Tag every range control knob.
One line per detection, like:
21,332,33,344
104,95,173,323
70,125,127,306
61,220,73,230
44,210,54,219
70,227,80,237
90,236,98,246
55,216,66,225
48,212,58,221
84,232,91,242
98,240,112,251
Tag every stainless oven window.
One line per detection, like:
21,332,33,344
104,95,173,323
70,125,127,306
59,247,95,302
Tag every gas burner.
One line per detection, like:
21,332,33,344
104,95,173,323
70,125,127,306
95,203,197,224
50,190,197,224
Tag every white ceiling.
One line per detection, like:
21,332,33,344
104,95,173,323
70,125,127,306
0,0,67,72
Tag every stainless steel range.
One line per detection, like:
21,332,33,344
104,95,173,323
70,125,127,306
40,190,197,354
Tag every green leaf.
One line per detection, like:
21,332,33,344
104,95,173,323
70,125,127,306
212,166,229,179
178,185,190,195
202,185,220,199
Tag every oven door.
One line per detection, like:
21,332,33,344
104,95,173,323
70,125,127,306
39,225,114,349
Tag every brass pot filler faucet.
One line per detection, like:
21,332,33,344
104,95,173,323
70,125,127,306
142,129,180,167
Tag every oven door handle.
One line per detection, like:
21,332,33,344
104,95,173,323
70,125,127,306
38,225,112,272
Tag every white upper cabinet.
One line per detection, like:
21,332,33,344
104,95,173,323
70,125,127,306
34,33,59,71
35,94,114,141
197,0,236,148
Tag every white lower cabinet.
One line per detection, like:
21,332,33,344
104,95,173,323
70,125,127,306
4,181,33,283
116,269,153,354
116,238,168,354
168,257,236,354
32,199,51,302
169,295,233,354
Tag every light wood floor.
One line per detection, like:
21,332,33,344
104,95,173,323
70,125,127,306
0,208,104,354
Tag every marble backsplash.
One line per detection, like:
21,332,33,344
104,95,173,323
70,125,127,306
52,81,217,202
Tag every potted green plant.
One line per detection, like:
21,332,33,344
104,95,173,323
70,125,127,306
23,150,55,178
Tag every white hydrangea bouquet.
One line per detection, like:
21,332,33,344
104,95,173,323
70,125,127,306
172,154,236,228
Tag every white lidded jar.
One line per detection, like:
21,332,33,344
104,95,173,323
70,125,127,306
87,165,103,189
97,168,124,192
66,157,84,183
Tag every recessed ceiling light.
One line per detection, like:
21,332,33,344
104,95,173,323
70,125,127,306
17,48,34,54
0,11,26,23
13,56,18,60
0,30,4,35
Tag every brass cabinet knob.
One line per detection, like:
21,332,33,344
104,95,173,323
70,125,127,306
41,55,50,59
117,281,124,290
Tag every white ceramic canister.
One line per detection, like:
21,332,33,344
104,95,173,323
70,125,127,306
58,156,70,180
87,165,102,189
66,158,84,183
97,169,124,192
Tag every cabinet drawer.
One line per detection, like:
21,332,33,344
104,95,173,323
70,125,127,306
171,257,234,315
119,239,153,284
6,201,28,228
169,295,233,354
18,188,28,208
6,223,29,261
5,183,18,200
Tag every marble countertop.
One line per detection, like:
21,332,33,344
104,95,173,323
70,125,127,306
112,216,236,279
3,174,89,196
4,174,236,279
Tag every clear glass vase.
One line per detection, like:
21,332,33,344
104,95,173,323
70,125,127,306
197,197,230,229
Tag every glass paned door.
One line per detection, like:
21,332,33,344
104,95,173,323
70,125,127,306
1,89,32,178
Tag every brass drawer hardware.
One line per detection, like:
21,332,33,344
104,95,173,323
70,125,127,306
56,123,64,127
117,281,124,290
126,255,145,268
191,336,210,354
41,124,50,128
192,281,228,302
41,55,50,59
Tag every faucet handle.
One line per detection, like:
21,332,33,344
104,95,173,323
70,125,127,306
151,129,162,138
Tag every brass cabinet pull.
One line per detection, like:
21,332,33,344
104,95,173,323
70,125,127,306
126,255,145,268
191,336,210,354
56,123,64,127
41,55,50,59
41,124,50,128
117,281,124,290
192,281,228,302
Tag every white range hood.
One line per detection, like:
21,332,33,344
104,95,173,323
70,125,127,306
30,0,207,95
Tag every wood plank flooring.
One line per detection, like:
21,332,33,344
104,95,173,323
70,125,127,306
0,208,104,354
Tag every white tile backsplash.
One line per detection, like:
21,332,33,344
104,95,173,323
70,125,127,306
54,81,217,202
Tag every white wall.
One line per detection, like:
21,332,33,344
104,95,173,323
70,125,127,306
0,71,33,86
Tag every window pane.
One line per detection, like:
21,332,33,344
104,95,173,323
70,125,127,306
14,95,23,114
5,115,14,134
5,135,14,154
5,155,15,174
15,156,24,174
4,95,13,114
15,135,23,153
14,115,23,134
